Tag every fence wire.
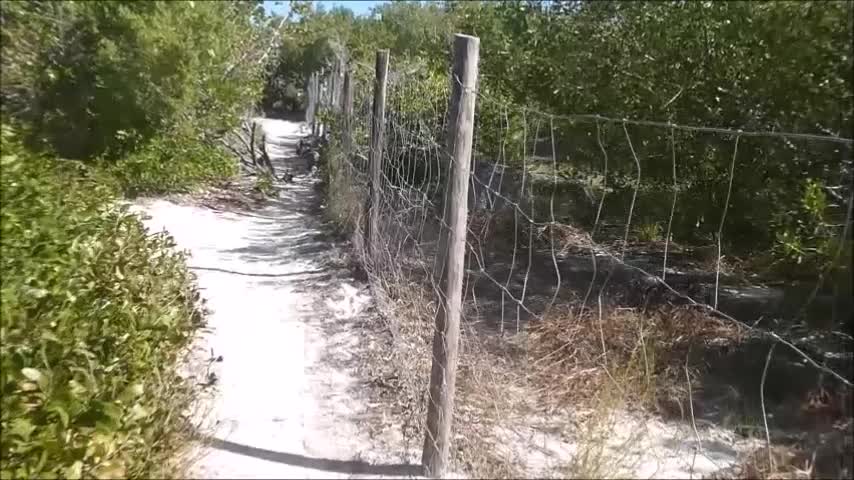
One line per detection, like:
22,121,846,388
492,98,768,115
314,53,853,477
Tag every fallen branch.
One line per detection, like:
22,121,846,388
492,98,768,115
218,137,256,170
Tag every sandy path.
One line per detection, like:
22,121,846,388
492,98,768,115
128,118,759,479
133,119,421,479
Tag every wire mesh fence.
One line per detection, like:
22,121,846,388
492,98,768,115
308,35,853,478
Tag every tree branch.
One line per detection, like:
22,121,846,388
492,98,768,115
222,16,287,79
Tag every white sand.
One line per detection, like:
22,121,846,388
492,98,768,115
133,119,422,479
131,118,756,479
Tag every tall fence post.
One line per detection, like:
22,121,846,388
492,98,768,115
329,63,337,114
337,61,345,112
318,74,326,138
332,59,342,113
323,72,330,136
310,72,319,137
422,33,479,478
367,50,389,260
305,73,314,134
305,75,310,124
342,68,354,161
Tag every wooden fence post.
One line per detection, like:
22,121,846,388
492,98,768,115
422,34,479,479
330,63,337,114
322,72,330,137
342,69,354,160
318,74,326,138
332,59,343,113
310,72,319,137
305,75,310,124
337,61,345,112
367,50,389,260
330,63,338,114
305,74,314,131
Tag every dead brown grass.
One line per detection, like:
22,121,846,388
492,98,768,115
714,445,819,480
323,155,538,476
361,261,536,478
525,301,854,480
526,303,746,413
319,141,854,480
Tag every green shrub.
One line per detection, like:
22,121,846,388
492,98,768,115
1,1,268,163
769,177,852,279
253,170,276,197
634,222,663,243
107,131,236,196
0,126,204,479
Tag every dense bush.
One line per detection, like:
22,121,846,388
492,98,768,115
0,1,281,475
1,0,274,194
272,0,852,279
0,126,204,478
107,133,237,196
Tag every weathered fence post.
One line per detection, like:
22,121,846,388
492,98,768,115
331,62,340,114
305,75,310,124
367,50,389,260
314,72,321,136
307,72,316,135
332,59,343,113
318,74,327,138
310,72,319,137
330,62,338,114
422,34,479,479
342,68,354,160
337,61,345,112
323,72,331,136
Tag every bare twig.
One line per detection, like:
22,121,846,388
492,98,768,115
223,16,287,79
760,343,777,473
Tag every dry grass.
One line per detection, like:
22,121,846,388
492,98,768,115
325,154,366,234
520,305,750,478
715,412,853,480
322,146,542,477
527,303,745,413
325,146,713,478
713,445,825,480
359,258,535,478
318,140,854,480
525,302,854,480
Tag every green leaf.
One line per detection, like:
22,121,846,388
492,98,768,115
64,461,83,480
118,383,144,403
8,418,36,441
22,367,50,391
25,287,50,299
21,367,43,382
93,461,126,480
101,402,124,421
68,379,88,398
129,404,150,422
41,331,61,343
48,403,71,428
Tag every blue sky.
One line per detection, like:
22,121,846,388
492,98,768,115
263,1,387,17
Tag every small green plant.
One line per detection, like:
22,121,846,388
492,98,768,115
321,139,364,233
254,170,276,196
562,333,655,479
635,222,663,242
772,178,849,277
